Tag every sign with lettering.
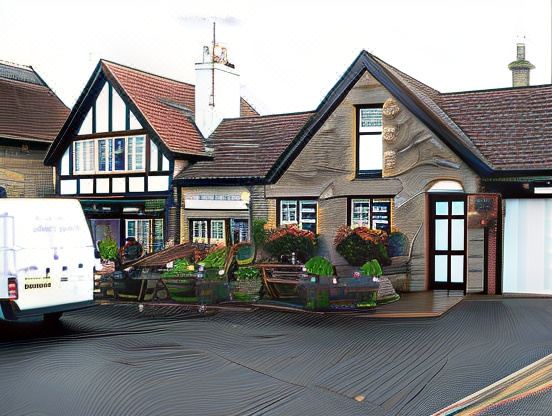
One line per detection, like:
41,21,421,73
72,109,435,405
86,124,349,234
467,194,500,228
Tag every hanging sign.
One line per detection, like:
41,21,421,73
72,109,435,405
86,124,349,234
467,194,499,228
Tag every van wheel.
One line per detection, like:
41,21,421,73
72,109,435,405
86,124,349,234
44,312,63,322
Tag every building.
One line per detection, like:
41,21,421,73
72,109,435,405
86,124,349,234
175,44,552,296
44,47,258,253
0,60,68,197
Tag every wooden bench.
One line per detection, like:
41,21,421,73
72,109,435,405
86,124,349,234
257,264,307,299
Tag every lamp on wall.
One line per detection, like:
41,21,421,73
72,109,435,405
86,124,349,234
241,190,252,242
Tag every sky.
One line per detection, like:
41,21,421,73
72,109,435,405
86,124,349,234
1,0,551,114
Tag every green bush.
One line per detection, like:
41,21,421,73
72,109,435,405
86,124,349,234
252,218,268,247
336,233,390,267
234,266,261,281
199,247,227,269
162,258,192,277
388,232,409,257
98,236,118,261
305,256,334,276
360,259,383,277
265,225,316,263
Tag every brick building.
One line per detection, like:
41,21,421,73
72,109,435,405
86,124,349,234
0,60,68,197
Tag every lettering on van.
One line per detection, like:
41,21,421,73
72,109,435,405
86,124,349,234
32,224,82,233
24,276,52,290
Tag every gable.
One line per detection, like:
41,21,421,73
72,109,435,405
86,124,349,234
77,79,143,135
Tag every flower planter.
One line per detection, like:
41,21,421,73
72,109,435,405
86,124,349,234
196,280,230,304
297,276,379,311
231,279,262,302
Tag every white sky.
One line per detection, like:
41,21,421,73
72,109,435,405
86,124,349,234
1,0,551,114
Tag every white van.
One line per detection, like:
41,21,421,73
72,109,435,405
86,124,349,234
0,199,95,321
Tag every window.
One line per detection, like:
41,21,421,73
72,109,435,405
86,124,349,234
73,135,145,174
231,219,249,243
191,220,208,243
126,218,163,253
357,106,383,176
350,198,391,233
74,140,95,173
210,220,225,243
279,200,317,232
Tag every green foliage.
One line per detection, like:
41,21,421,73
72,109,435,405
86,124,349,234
305,256,334,276
388,232,409,257
162,258,192,277
335,233,391,267
265,226,316,263
234,266,261,281
98,236,119,261
252,218,268,246
360,259,383,277
199,248,227,269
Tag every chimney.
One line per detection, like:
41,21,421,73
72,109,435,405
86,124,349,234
508,42,535,87
195,39,240,138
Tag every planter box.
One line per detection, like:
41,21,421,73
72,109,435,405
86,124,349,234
196,280,230,304
231,279,262,302
297,276,379,311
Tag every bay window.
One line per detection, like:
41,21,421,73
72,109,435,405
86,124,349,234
357,106,383,176
350,198,391,233
279,199,317,232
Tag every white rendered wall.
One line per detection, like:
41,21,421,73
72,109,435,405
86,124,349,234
195,62,240,138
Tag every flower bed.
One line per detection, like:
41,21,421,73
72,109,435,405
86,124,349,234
334,225,390,267
265,225,316,263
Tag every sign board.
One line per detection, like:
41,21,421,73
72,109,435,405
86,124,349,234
467,194,500,228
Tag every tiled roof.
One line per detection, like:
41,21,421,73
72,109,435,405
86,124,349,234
0,61,45,86
177,111,314,181
436,85,552,170
0,67,69,142
240,97,259,117
102,60,206,156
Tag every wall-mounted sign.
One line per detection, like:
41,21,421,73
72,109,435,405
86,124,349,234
467,194,500,228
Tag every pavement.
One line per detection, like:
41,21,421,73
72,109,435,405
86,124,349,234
0,298,551,416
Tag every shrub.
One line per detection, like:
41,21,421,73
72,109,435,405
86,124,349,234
198,247,227,269
98,236,119,261
265,225,316,263
305,256,334,276
234,266,261,281
360,259,383,277
162,258,192,277
334,225,390,267
387,232,409,257
252,218,268,247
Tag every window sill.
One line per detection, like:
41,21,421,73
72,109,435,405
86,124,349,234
355,170,383,179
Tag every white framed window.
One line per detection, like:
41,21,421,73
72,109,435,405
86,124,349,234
74,140,95,173
191,220,208,243
279,200,317,232
350,198,392,233
357,106,383,175
210,220,225,243
280,200,298,224
73,135,145,175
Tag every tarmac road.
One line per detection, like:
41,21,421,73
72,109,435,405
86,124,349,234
0,298,551,416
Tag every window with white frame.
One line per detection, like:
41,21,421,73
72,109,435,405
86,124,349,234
191,220,208,243
74,140,95,173
210,220,225,243
357,106,383,175
350,198,391,233
73,135,145,174
279,200,317,232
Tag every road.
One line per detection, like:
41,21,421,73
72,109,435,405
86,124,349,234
0,298,551,416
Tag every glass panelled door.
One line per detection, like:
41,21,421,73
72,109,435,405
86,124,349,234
429,195,467,290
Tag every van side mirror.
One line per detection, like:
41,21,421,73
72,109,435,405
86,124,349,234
94,249,101,259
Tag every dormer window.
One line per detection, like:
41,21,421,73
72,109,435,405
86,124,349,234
356,105,383,177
